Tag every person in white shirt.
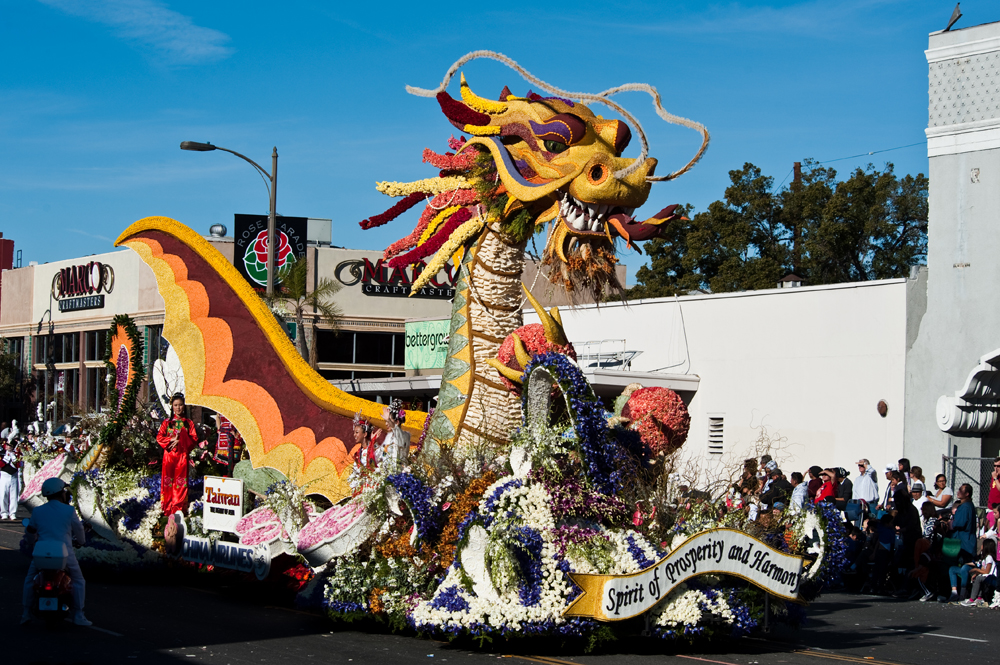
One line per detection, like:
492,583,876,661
21,478,91,626
958,538,997,606
927,474,954,514
853,459,879,503
790,471,808,510
0,441,18,520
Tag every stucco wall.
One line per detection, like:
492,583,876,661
527,280,908,476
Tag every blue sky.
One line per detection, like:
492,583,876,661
0,1,991,283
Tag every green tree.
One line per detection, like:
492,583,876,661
0,338,21,400
626,160,927,298
264,258,343,367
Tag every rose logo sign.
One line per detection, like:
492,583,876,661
243,229,295,287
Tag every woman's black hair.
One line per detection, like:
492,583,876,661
898,458,911,473
171,392,185,404
982,537,997,562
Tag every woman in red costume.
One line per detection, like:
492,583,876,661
156,393,200,515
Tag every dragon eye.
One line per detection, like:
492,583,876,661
543,139,568,154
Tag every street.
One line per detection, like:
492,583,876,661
1,512,994,665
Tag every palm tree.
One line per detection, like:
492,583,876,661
264,258,342,367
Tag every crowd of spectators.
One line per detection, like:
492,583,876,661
730,454,1000,607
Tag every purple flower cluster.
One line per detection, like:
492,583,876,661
808,500,849,588
429,585,471,613
550,524,607,557
388,473,445,542
531,466,629,526
511,526,544,606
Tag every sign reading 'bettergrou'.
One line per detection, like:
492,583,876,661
405,319,450,370
563,528,809,621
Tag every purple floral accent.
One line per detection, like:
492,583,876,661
429,585,470,613
511,526,544,606
115,345,129,412
387,473,444,542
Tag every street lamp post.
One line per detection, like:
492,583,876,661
180,141,279,296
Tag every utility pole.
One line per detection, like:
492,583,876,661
791,161,802,274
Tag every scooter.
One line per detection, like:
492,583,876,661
23,519,73,624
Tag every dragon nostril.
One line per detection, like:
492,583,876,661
588,164,606,184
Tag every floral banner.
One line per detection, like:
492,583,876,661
564,528,808,621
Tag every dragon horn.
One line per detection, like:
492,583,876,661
511,333,533,368
460,73,508,114
521,284,568,346
485,358,524,384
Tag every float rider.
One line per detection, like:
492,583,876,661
21,477,90,626
156,393,201,516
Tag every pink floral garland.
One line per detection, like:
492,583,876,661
422,148,475,171
234,504,316,546
296,501,365,551
20,453,68,502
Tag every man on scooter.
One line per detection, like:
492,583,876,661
21,477,90,626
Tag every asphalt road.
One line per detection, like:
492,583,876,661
1,510,995,665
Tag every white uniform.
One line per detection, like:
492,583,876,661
0,449,18,519
22,500,87,618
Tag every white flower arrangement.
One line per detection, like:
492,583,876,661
649,583,734,629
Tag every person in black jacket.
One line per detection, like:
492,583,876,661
761,468,792,510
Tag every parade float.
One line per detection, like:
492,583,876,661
18,52,847,649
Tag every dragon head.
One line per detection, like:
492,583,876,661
439,75,684,296
361,56,705,301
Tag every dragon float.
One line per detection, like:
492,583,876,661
19,53,847,645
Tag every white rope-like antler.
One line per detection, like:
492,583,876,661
406,50,709,181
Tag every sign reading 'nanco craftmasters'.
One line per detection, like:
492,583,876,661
563,528,809,621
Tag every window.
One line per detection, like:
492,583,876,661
708,415,724,455
35,333,79,365
86,367,107,413
316,331,404,366
85,330,107,361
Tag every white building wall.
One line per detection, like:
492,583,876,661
526,279,908,477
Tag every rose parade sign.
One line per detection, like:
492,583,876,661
564,528,809,621
233,214,307,288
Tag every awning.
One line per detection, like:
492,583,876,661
328,370,700,402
